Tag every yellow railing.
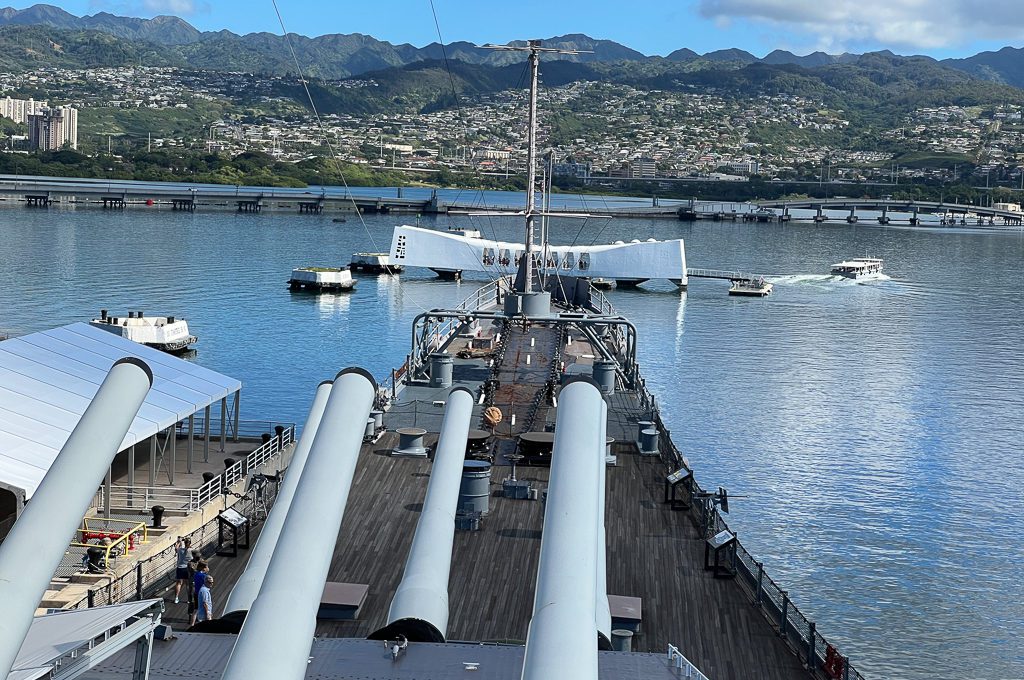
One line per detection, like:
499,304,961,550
71,518,149,571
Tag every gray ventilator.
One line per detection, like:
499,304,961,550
223,379,334,615
0,358,153,680
521,378,605,680
220,367,376,680
370,386,474,643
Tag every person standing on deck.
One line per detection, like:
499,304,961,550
186,550,201,625
197,575,214,622
191,560,209,626
173,537,191,604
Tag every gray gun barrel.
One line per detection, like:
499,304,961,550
370,387,474,643
0,358,153,679
223,379,334,616
596,397,612,649
521,378,604,680
220,367,375,680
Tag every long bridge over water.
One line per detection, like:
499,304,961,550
2,175,1022,227
754,197,1024,225
0,175,679,218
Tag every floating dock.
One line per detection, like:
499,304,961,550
288,267,356,292
350,253,402,274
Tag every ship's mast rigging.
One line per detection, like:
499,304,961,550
482,40,589,294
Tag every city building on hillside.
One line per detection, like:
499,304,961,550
729,160,760,175
475,148,512,160
27,106,78,151
0,96,47,124
552,162,591,179
630,157,657,178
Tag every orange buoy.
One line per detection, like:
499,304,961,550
145,199,154,206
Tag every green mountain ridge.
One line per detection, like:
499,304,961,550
2,22,1024,129
3,3,1024,86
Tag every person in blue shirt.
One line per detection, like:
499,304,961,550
191,560,209,626
197,574,214,623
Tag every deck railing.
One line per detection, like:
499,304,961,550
182,416,294,440
638,371,864,680
408,277,511,380
667,644,711,680
97,422,294,514
61,478,282,607
591,273,863,679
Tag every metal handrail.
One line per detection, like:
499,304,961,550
209,425,294,502
101,485,200,512
407,278,512,380
183,417,293,440
638,376,864,680
80,518,149,546
99,424,295,514
70,519,148,569
666,644,711,679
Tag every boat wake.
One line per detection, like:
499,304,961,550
767,273,892,285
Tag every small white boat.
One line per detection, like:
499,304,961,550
830,258,883,279
90,310,197,353
592,278,616,290
288,267,356,292
350,253,402,274
728,277,773,297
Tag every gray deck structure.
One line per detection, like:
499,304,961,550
83,635,695,680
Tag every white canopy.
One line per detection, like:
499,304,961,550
0,323,241,501
10,599,163,680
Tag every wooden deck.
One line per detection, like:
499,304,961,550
172,315,810,680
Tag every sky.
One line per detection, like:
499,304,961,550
12,0,1024,59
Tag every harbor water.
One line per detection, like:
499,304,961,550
0,200,1021,678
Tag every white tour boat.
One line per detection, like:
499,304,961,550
728,276,773,296
830,258,883,279
89,310,197,353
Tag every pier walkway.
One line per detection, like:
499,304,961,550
687,268,762,283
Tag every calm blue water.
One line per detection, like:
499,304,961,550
0,203,1021,678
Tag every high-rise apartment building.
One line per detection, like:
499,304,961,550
27,106,78,151
0,97,47,124
630,157,657,178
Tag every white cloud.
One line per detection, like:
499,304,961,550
142,0,196,12
89,0,203,16
698,0,1024,50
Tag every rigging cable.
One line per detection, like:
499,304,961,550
270,0,446,315
425,0,519,285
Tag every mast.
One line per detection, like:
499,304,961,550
481,40,589,303
523,41,540,294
